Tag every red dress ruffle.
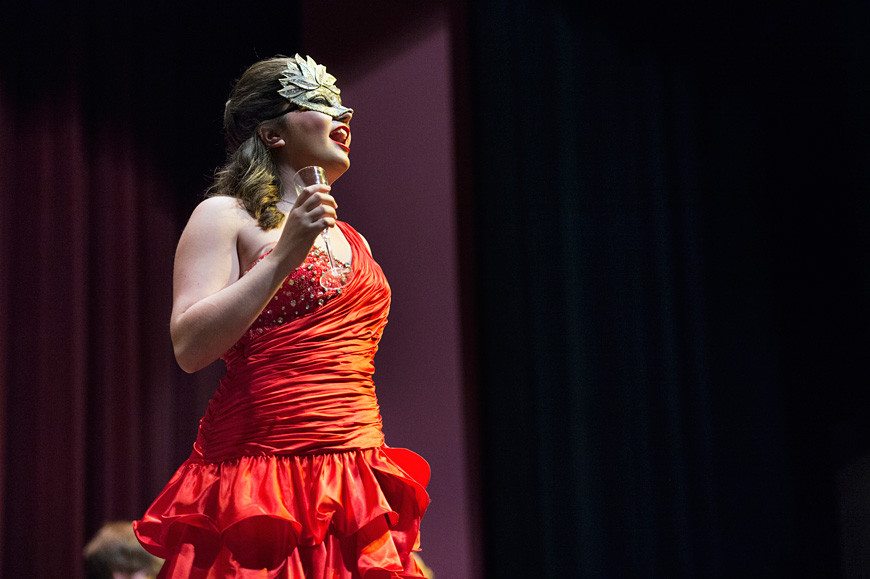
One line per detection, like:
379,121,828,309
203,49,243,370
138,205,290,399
135,223,430,578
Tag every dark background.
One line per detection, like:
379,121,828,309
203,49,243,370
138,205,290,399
3,0,870,577
462,0,870,576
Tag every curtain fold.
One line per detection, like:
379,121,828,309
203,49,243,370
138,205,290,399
0,82,9,577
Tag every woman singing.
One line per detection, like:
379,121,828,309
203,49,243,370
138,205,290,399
135,54,430,579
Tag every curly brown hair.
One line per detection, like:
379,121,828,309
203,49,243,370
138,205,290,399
207,56,298,230
83,522,162,579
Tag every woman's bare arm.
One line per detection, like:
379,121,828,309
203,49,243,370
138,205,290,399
170,188,336,373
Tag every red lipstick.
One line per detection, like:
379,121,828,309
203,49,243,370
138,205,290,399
329,125,351,152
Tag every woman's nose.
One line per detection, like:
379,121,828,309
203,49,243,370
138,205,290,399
335,109,353,124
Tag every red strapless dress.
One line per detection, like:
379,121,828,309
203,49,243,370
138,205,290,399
134,222,430,578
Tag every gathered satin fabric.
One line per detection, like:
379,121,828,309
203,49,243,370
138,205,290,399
134,223,430,579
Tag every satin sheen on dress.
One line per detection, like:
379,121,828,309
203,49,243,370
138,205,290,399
135,222,430,579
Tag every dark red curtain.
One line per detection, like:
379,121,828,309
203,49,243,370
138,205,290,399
0,3,302,575
0,79,192,577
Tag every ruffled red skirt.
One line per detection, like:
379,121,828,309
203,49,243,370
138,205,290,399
134,446,430,578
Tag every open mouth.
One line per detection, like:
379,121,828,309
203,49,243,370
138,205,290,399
329,126,351,151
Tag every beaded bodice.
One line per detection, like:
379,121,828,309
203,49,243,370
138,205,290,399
205,221,391,459
240,245,350,343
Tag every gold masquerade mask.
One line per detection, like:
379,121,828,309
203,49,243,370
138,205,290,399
277,54,353,120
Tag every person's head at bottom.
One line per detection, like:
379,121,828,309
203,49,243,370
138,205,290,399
83,521,163,579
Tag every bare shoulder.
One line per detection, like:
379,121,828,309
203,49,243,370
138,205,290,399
181,196,249,243
174,196,250,292
189,195,248,224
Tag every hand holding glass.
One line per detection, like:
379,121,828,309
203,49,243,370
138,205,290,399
292,166,354,290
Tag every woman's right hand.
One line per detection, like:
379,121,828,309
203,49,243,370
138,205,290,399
270,183,337,272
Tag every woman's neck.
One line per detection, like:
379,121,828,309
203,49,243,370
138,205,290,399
277,164,300,204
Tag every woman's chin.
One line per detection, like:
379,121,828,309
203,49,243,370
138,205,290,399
324,156,350,183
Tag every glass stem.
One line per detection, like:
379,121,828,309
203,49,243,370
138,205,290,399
320,228,338,270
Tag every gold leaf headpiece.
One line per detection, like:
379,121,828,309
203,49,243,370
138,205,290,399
278,54,341,100
275,54,352,120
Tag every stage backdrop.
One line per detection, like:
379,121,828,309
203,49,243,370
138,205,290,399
463,0,870,577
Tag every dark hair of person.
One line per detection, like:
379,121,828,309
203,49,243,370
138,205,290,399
83,521,163,579
207,56,298,231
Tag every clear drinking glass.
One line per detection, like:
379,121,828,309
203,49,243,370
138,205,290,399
292,166,354,290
